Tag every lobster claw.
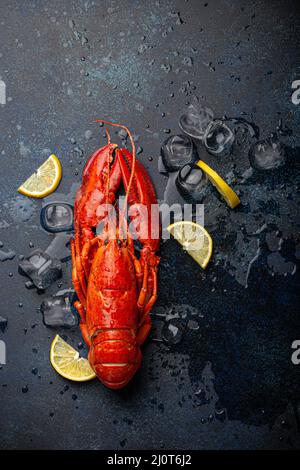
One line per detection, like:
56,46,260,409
74,143,121,249
116,148,160,253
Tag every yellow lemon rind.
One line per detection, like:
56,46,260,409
196,160,240,209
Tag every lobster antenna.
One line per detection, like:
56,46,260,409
105,128,111,144
105,128,111,201
95,120,136,239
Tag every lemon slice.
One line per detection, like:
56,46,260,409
167,221,213,269
196,160,240,209
18,154,62,198
50,335,96,382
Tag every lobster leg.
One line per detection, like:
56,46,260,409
74,300,91,347
74,300,86,324
136,316,152,346
135,263,158,346
137,261,149,310
127,236,152,313
72,245,90,345
80,324,91,347
139,266,158,322
135,265,158,346
71,239,87,308
81,237,101,279
127,238,143,291
126,237,154,344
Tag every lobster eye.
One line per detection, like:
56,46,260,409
117,239,122,247
104,238,109,245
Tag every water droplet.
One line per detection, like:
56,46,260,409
182,56,193,67
161,63,172,73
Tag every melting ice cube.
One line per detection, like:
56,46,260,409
41,290,79,328
176,163,208,202
40,203,74,233
179,98,214,140
18,249,62,291
248,135,286,171
203,120,235,156
161,134,198,172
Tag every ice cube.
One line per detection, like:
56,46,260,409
179,99,213,140
18,249,62,291
41,290,79,328
0,249,16,262
203,120,235,156
176,163,208,202
40,203,74,233
248,135,286,171
158,155,168,175
161,134,198,172
45,233,72,263
29,252,48,269
161,319,185,345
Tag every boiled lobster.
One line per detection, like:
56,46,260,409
71,121,160,389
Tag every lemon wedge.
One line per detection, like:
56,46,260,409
18,154,62,198
50,335,96,382
196,160,240,209
167,221,213,269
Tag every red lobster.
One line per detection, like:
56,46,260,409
71,121,160,389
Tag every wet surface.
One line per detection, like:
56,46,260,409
0,0,300,450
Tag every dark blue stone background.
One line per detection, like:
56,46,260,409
0,0,299,450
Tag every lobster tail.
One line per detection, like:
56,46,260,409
89,330,142,390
